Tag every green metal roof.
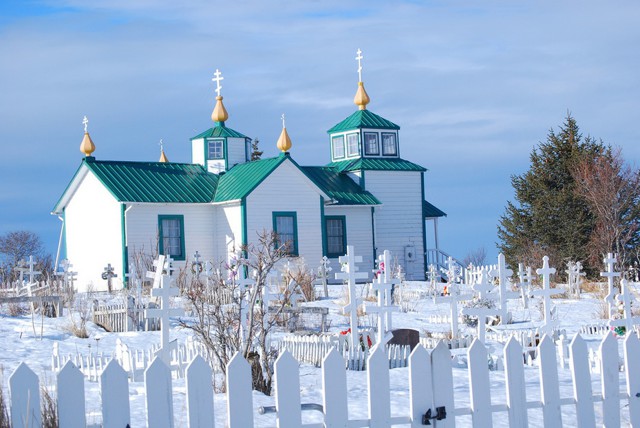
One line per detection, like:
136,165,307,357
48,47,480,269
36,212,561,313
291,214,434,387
302,167,380,206
191,123,248,139
85,159,218,203
424,200,446,218
327,109,400,133
327,157,426,173
213,155,287,202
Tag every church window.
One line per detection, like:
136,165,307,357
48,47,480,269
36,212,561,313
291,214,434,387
325,216,347,258
208,139,224,159
273,212,298,256
346,133,359,157
364,132,379,155
332,136,345,159
381,133,397,156
158,215,185,261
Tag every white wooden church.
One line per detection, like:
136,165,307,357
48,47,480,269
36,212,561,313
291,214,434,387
52,54,448,291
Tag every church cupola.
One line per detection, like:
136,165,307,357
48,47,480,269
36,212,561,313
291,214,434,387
327,49,401,163
79,115,96,158
159,139,169,162
276,114,292,153
190,69,252,174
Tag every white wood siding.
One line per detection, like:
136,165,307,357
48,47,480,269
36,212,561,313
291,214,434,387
125,203,216,277
65,172,122,292
217,203,242,265
324,205,374,278
191,138,205,166
365,171,425,280
245,161,323,267
226,137,246,169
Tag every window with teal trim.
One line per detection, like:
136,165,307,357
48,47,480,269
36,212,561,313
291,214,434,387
332,135,345,159
273,212,298,256
158,215,185,260
364,132,379,155
346,133,359,157
325,216,346,258
208,139,224,159
381,132,397,156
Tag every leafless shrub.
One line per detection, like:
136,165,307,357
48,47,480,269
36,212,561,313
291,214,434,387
282,258,317,302
7,302,27,316
41,384,58,428
65,286,93,338
0,373,9,428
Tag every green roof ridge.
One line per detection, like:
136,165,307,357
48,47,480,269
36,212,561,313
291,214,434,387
327,109,400,133
302,166,380,206
327,157,426,172
191,123,248,140
213,155,287,202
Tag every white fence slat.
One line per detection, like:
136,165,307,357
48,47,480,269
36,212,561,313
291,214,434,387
599,332,620,427
569,334,596,428
431,341,455,428
368,345,391,427
504,337,528,428
409,345,434,427
226,353,254,428
101,359,131,428
467,339,492,427
57,361,86,428
624,333,640,426
322,349,348,427
145,357,174,428
9,362,41,428
538,335,561,427
186,356,215,428
275,350,302,427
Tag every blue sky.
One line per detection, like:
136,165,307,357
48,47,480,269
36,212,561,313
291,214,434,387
1,0,639,266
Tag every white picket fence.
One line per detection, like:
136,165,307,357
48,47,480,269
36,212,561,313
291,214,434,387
92,301,160,332
279,332,411,369
51,337,211,382
9,332,640,427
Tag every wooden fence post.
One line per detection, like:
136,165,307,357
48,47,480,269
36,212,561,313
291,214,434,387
624,333,640,426
9,363,41,428
57,361,86,428
599,332,620,427
275,350,302,427
409,345,434,428
570,334,596,428
368,345,391,427
468,338,492,426
538,335,561,426
504,337,527,428
145,357,174,428
186,356,215,428
322,348,348,427
101,359,131,428
226,353,254,427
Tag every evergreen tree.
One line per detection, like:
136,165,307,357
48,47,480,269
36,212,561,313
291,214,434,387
251,138,263,161
498,115,606,272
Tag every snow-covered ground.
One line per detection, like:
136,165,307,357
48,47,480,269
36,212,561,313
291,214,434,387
0,281,634,427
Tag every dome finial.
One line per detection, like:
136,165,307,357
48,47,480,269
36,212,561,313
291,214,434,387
353,49,370,110
277,113,292,153
159,139,169,162
79,115,96,157
211,69,229,123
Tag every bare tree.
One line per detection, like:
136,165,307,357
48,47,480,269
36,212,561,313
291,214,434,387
573,147,640,269
462,247,487,267
0,231,47,283
179,230,291,394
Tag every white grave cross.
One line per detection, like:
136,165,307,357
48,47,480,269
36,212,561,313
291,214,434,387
516,263,533,309
365,250,399,346
600,253,621,320
434,275,473,339
497,253,518,324
335,245,369,353
144,274,184,365
462,268,500,343
532,256,563,334
611,279,640,332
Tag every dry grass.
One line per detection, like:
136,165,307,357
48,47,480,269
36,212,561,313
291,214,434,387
0,376,9,428
581,281,603,293
41,384,58,428
7,302,27,317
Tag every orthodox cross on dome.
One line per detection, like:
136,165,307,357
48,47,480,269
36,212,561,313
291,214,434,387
281,113,286,128
355,48,364,82
212,69,224,97
82,116,89,133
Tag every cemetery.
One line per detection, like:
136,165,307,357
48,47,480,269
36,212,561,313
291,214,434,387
0,243,639,427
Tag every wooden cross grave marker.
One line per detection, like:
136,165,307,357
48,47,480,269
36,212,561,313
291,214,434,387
600,253,621,320
516,263,533,309
496,253,519,324
365,250,400,346
335,245,369,353
144,273,184,365
317,256,332,298
610,279,640,332
532,256,563,334
462,268,500,343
